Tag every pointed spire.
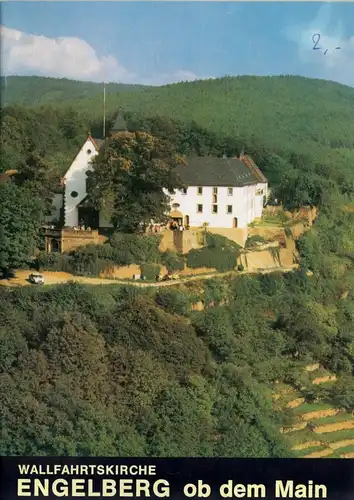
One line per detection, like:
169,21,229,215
111,108,127,134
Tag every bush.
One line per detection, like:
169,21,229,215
36,251,73,273
205,233,241,251
140,263,161,280
110,233,162,266
36,234,165,278
330,377,354,411
155,289,191,316
187,247,236,272
69,245,111,276
162,250,185,272
186,233,240,272
36,244,114,277
204,279,230,305
245,235,266,249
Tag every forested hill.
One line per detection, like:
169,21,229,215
5,75,354,153
100,75,354,151
0,76,146,106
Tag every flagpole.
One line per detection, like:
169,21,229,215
103,77,106,139
4,74,7,107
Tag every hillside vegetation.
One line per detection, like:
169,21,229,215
1,74,353,457
5,75,354,150
1,270,353,457
1,76,146,107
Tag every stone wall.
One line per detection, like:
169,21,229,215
159,229,204,253
208,227,248,247
159,227,248,254
240,238,298,272
101,264,168,280
61,229,108,253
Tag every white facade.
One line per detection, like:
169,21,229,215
58,137,113,228
167,182,267,229
63,137,97,227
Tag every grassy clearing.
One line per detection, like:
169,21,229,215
323,429,354,443
292,403,334,416
292,440,323,451
338,444,354,454
310,412,354,426
286,428,320,446
302,448,334,458
294,445,328,457
329,439,354,450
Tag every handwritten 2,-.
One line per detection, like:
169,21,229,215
312,34,341,55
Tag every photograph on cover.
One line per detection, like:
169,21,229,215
1,1,354,460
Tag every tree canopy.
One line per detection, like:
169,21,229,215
87,131,185,231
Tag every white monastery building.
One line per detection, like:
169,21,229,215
48,112,268,231
167,155,267,229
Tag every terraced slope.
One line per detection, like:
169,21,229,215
273,365,354,459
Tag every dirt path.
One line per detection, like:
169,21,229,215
1,267,295,289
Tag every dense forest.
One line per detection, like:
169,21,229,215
0,76,145,107
1,74,353,456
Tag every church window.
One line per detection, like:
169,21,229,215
87,149,92,154
70,191,78,198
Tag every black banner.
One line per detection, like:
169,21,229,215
1,458,354,499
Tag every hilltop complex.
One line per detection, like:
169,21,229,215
48,112,268,233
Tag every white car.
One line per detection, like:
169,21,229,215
28,273,45,285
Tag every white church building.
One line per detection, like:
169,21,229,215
48,113,268,231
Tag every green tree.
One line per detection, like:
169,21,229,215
87,131,185,232
0,182,42,277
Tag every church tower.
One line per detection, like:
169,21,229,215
110,108,128,137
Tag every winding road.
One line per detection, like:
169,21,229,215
1,267,297,289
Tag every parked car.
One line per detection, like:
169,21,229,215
28,273,45,285
162,273,180,281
